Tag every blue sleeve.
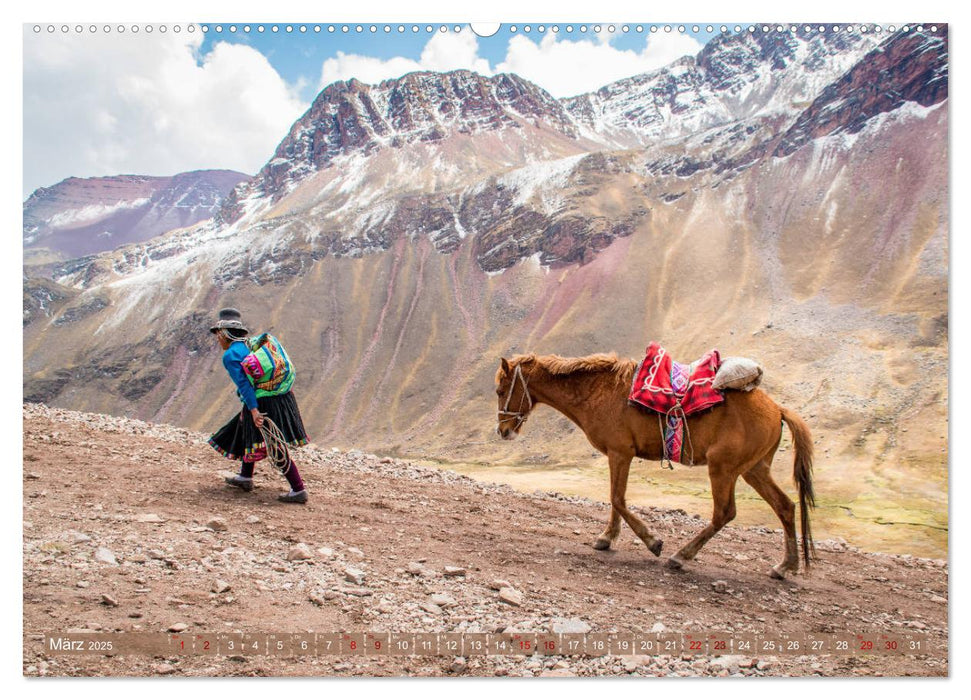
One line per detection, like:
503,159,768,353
223,346,259,410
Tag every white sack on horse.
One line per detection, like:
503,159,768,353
713,357,763,392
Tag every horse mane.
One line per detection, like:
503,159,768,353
513,353,635,377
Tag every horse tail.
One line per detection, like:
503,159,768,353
781,406,817,569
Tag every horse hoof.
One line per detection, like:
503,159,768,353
648,540,664,557
770,565,787,580
665,555,684,570
592,538,612,551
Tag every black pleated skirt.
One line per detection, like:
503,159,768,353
208,391,309,461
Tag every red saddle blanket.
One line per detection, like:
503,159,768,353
629,343,725,465
629,342,724,414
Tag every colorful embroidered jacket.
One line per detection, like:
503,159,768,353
222,341,259,410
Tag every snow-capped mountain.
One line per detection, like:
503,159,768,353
774,26,948,156
563,28,881,147
23,170,250,262
221,71,585,217
24,26,948,494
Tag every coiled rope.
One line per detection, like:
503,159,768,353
258,414,291,475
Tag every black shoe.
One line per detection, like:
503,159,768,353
225,475,254,492
278,490,308,504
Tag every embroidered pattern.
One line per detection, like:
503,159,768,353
629,342,725,466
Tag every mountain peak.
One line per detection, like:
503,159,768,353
225,70,578,218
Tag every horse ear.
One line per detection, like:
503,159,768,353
500,357,511,374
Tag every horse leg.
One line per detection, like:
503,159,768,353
593,510,622,550
599,450,664,556
593,452,623,550
666,463,738,569
743,459,799,579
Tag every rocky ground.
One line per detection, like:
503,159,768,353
22,403,948,677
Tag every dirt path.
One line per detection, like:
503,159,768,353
22,404,947,677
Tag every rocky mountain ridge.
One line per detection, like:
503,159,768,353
38,26,945,294
219,27,884,223
24,170,250,263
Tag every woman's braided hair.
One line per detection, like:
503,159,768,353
220,327,249,342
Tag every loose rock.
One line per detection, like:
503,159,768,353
344,566,366,584
551,617,591,634
94,547,117,565
499,587,523,606
287,544,314,561
343,587,373,597
420,601,443,615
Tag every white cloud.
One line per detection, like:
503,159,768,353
319,29,491,89
496,32,705,98
318,30,704,101
23,28,308,197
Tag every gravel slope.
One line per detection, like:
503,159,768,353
22,404,948,677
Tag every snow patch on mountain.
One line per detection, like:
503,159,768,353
47,198,151,229
498,154,587,211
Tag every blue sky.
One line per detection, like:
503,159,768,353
197,22,723,103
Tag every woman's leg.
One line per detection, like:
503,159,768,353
283,460,305,492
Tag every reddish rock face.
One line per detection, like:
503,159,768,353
24,170,250,260
775,27,949,157
232,70,579,214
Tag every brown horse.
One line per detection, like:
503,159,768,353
495,353,816,579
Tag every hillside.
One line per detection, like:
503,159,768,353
23,404,947,677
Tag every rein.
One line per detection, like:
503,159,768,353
498,364,533,431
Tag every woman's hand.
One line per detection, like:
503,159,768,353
251,408,265,428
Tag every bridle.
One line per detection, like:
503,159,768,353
497,363,533,432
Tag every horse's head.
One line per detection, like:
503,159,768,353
495,356,536,440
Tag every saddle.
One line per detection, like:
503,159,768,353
628,342,725,466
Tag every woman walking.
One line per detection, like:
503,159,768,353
207,308,310,503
